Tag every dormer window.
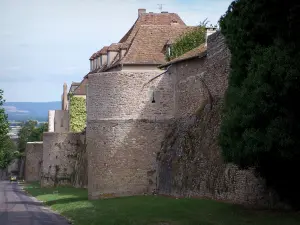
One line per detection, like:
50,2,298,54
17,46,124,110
107,53,110,65
94,59,97,69
167,45,171,56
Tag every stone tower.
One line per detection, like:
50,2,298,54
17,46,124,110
62,83,68,110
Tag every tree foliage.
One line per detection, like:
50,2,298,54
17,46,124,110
0,89,16,169
219,0,300,208
17,120,48,153
69,96,86,132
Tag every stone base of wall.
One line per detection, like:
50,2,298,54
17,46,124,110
157,99,284,209
25,142,43,182
86,119,170,200
41,132,87,188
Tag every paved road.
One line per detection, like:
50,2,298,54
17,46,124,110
0,181,70,225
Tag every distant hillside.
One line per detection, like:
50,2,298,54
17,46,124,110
3,101,61,122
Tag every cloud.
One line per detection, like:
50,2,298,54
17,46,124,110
0,0,233,101
2,106,29,114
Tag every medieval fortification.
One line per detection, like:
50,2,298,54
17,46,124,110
24,9,281,208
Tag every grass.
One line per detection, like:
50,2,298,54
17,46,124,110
23,182,300,225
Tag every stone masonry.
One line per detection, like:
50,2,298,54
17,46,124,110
156,32,282,208
87,70,174,199
41,132,87,187
24,142,43,182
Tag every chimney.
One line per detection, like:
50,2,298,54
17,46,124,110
62,83,68,110
138,8,146,16
205,27,217,47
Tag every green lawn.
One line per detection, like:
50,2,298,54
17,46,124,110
23,182,300,225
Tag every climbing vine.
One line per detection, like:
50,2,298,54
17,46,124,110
69,95,86,132
166,26,206,61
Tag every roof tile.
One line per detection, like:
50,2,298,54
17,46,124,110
159,44,207,68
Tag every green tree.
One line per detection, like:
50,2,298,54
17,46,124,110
0,89,9,148
17,121,47,153
0,89,16,168
219,0,300,208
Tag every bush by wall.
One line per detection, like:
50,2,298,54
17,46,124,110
69,96,86,132
166,26,206,61
219,0,300,208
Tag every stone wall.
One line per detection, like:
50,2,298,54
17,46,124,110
41,132,87,188
169,57,206,119
87,71,175,121
48,110,69,133
156,32,280,208
87,119,169,199
168,31,230,119
24,142,43,182
87,70,174,199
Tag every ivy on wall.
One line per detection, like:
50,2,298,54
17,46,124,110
166,26,206,61
69,95,86,132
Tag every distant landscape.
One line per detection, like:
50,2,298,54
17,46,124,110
3,101,61,122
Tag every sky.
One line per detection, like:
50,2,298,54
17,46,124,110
0,0,232,102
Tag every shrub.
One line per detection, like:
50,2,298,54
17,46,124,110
219,0,300,208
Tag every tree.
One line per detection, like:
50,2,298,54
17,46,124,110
0,89,16,169
219,0,300,208
17,121,48,153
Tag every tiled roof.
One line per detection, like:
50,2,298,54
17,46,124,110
73,78,88,95
89,46,109,60
94,50,102,57
99,46,109,55
69,82,81,94
120,43,130,49
159,43,207,68
108,43,121,51
89,52,97,60
119,12,186,44
71,82,81,86
120,25,195,65
89,11,191,71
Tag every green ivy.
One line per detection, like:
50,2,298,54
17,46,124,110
69,96,86,132
166,26,206,61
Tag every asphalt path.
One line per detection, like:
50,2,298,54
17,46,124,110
0,180,70,225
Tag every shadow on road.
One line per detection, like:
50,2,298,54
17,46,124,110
0,211,71,225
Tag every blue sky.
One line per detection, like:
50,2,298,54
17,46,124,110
0,0,232,102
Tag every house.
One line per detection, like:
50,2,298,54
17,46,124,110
85,9,200,200
158,27,219,118
88,9,194,73
67,9,195,133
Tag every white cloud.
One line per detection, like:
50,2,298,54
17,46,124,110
0,0,232,101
